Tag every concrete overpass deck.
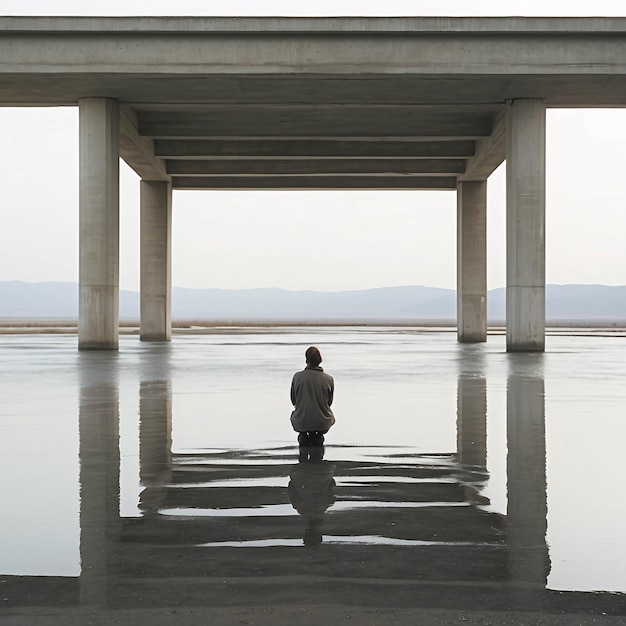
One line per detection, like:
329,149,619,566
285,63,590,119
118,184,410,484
3,17,626,189
1,17,625,349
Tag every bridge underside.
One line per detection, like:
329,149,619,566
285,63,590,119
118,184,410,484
2,16,626,350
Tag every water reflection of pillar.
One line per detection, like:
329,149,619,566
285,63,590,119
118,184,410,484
78,358,120,607
456,376,487,468
506,363,550,587
139,380,173,513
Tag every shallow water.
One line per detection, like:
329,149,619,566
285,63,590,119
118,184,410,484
1,329,625,614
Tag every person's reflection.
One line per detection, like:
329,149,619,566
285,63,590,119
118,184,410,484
288,446,336,547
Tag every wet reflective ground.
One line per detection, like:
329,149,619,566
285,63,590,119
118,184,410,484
1,329,625,621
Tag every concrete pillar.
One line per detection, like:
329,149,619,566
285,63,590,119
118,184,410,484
457,180,487,342
506,358,550,587
506,99,546,352
78,98,120,350
140,181,172,341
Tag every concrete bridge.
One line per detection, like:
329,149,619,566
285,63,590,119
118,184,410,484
2,16,626,351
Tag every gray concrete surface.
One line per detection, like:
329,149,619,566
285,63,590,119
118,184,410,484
506,99,546,352
140,181,172,342
456,180,487,343
2,16,626,193
78,98,120,350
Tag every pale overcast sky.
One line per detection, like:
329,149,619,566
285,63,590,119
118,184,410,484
0,1,625,291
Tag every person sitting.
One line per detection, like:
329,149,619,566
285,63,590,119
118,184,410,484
290,346,335,447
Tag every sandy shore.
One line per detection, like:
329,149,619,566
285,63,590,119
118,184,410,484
0,320,625,336
2,605,625,626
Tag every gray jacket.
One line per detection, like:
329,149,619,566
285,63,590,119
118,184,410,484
290,366,335,433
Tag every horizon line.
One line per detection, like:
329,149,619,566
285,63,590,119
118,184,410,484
2,280,626,292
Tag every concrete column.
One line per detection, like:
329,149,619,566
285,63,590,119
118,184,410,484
506,99,546,352
506,358,550,587
140,181,172,341
457,180,487,342
78,98,120,350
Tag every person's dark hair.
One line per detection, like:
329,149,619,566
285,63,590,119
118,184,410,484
305,346,322,367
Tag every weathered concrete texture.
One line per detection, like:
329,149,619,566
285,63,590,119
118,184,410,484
3,17,626,193
457,180,487,343
506,99,546,352
459,112,506,182
119,106,169,183
140,181,172,342
2,17,626,85
78,98,120,350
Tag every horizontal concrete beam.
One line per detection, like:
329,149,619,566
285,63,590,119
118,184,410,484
134,102,502,113
138,110,494,139
171,175,457,190
4,16,626,35
458,110,506,181
2,75,626,108
155,139,477,160
3,18,626,79
166,158,467,176
119,106,170,182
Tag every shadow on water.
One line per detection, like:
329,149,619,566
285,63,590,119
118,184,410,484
1,337,625,619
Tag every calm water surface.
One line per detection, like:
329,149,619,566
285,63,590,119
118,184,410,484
1,329,625,614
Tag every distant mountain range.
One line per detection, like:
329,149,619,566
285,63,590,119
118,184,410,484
0,281,625,322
